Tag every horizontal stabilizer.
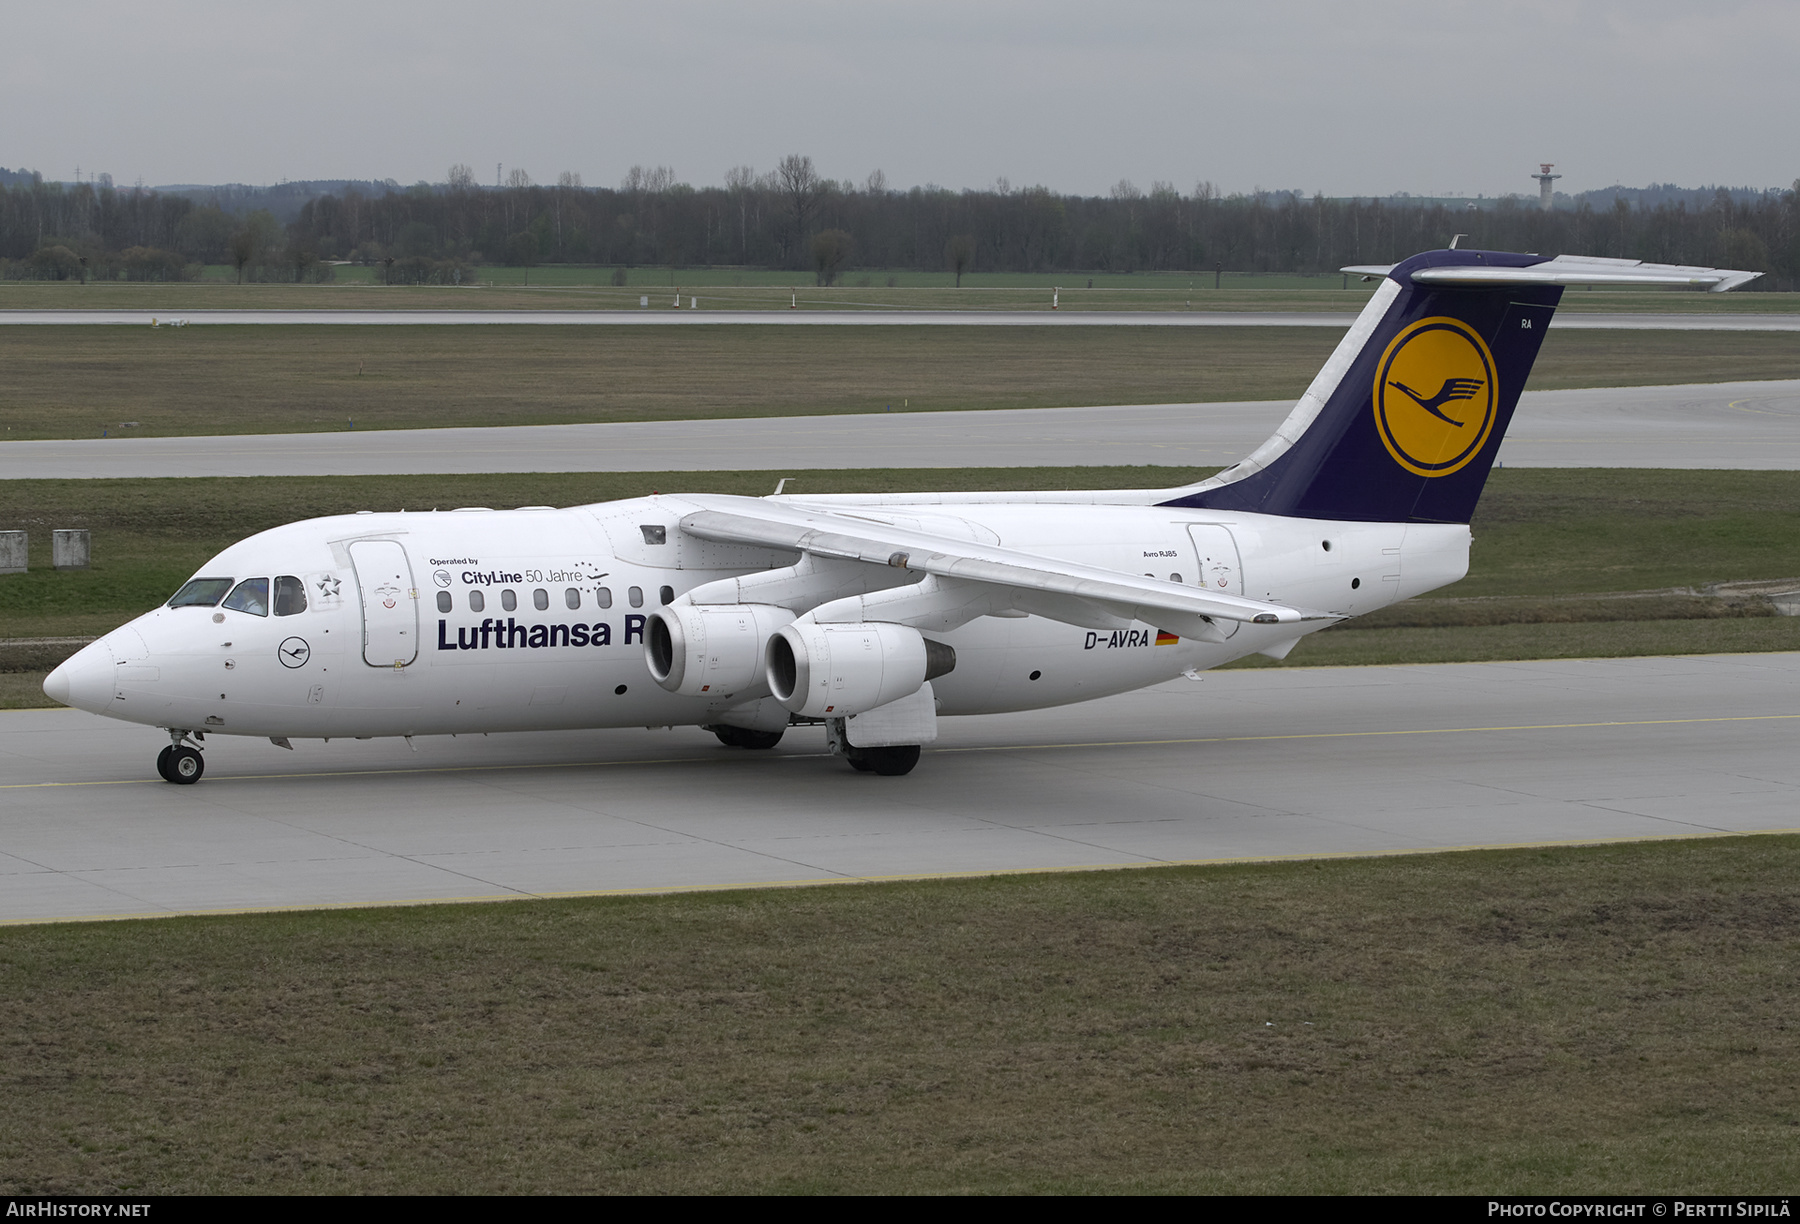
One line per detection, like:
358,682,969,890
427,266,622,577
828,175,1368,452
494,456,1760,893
1342,254,1761,293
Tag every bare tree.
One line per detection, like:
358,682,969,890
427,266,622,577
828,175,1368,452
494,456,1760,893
724,164,756,262
553,171,583,255
811,229,853,285
863,169,887,195
945,233,976,287
227,209,281,283
228,228,256,284
447,164,476,191
776,154,827,258
622,165,675,194
506,167,533,190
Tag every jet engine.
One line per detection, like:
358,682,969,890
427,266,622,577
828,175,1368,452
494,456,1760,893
646,603,795,697
766,621,955,718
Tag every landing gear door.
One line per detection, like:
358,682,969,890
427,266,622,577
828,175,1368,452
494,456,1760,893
1186,524,1244,639
349,540,419,668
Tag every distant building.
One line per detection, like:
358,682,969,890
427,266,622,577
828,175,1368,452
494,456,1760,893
1531,164,1561,211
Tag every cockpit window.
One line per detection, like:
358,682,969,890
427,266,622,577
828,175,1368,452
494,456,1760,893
273,575,307,616
168,577,234,608
222,577,269,616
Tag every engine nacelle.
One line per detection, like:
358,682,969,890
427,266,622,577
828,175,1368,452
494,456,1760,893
646,603,794,698
766,621,954,718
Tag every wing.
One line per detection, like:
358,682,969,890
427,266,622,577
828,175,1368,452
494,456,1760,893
677,500,1336,641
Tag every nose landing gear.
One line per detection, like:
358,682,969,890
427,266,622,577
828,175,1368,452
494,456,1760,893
156,731,205,784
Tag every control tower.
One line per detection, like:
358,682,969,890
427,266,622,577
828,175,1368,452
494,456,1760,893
1531,163,1561,211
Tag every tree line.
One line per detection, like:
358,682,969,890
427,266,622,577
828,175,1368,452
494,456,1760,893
4,157,1797,288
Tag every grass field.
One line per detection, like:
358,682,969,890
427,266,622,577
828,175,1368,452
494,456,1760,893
4,274,1796,314
3,467,1796,702
2,325,1796,440
1,834,1794,1193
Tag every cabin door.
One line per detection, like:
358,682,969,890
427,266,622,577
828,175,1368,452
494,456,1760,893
349,539,419,667
1186,524,1244,639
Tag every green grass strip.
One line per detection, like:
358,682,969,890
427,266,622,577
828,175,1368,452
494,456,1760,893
1,834,1795,1193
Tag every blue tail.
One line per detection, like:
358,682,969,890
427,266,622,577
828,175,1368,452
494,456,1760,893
1164,249,1564,524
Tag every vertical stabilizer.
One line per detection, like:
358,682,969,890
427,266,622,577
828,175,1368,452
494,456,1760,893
1162,249,1758,524
1164,250,1556,523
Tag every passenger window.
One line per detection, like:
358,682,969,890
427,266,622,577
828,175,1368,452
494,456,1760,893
274,575,308,616
222,577,269,616
469,590,485,613
533,588,549,611
659,585,673,606
565,588,581,610
501,588,517,612
1170,573,1183,584
596,587,612,609
628,586,643,608
168,577,233,608
436,591,452,612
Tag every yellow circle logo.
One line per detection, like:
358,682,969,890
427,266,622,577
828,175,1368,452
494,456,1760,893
1372,317,1498,477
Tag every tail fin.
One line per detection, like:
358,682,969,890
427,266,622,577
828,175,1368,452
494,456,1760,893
1162,249,1759,524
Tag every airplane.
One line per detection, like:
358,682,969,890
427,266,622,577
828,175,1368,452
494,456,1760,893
43,249,1760,782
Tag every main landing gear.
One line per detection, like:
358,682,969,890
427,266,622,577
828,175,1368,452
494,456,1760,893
156,731,205,784
824,718,921,776
709,725,785,751
709,721,920,774
842,743,921,776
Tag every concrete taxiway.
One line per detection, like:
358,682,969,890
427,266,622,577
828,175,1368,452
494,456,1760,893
6,380,1798,479
2,308,1796,330
3,653,1796,925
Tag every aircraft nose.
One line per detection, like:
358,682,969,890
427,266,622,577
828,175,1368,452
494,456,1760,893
43,639,117,714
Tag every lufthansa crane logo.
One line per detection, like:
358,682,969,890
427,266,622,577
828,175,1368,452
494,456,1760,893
1372,317,1498,477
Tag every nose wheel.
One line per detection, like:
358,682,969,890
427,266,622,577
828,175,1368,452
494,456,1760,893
156,743,205,784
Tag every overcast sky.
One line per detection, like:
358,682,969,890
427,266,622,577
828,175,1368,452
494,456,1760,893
8,1,1797,198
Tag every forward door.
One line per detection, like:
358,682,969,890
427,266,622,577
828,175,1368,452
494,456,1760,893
349,540,419,667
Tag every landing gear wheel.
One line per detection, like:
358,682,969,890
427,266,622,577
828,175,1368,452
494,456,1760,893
712,726,785,750
166,745,204,785
156,745,174,782
844,744,920,776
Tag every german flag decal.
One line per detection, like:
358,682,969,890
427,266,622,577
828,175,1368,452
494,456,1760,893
1155,631,1180,646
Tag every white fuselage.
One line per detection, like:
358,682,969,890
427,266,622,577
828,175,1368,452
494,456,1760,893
53,493,1469,740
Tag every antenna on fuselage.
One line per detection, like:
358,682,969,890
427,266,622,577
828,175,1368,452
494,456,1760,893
772,477,790,496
